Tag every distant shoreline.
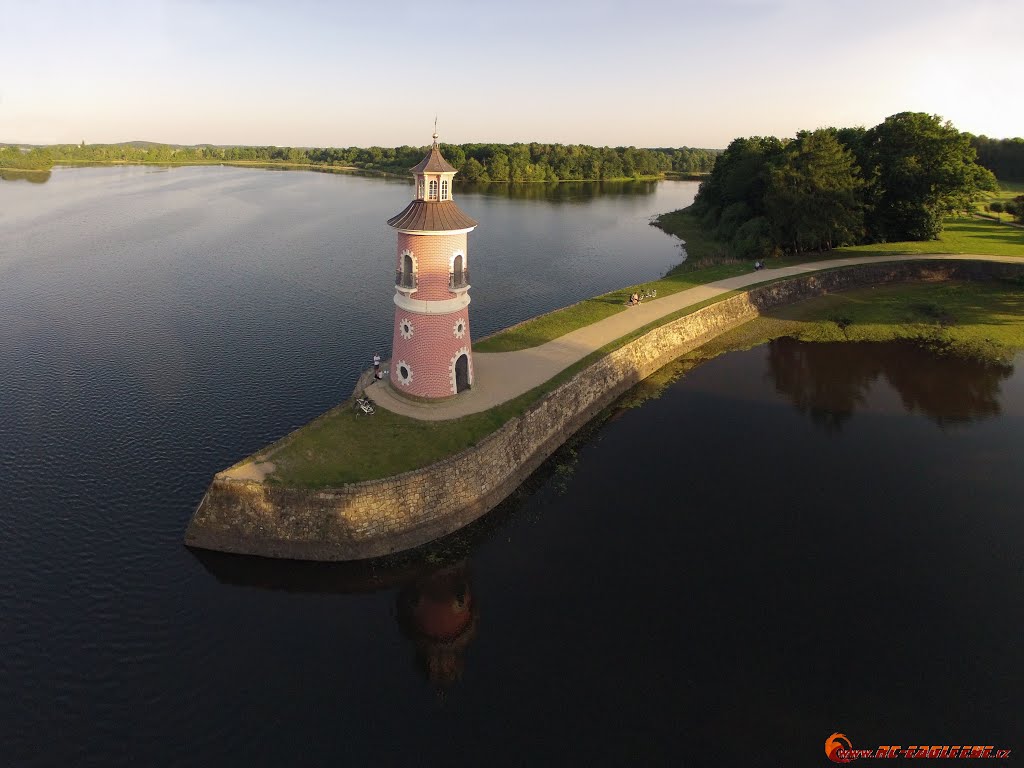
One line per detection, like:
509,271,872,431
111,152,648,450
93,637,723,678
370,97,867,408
1,160,701,184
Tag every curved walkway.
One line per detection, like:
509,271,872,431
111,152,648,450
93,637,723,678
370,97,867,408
365,253,1020,421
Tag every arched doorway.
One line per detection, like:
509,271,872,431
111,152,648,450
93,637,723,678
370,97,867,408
455,354,470,393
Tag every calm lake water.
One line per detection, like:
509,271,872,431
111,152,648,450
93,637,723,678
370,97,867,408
2,168,1022,766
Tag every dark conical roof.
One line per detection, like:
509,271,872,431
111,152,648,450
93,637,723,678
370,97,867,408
387,200,478,231
410,140,457,174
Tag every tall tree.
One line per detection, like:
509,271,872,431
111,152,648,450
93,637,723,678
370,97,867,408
487,152,510,182
1012,197,1024,224
766,129,865,252
692,135,785,240
864,112,996,241
460,157,485,182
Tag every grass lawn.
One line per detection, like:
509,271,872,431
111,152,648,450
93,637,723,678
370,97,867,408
474,261,748,352
975,180,1024,223
697,280,1024,362
618,279,1024,409
267,363,588,486
267,396,524,486
836,216,1024,258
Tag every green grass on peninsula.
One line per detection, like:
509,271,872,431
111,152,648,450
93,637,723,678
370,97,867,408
602,279,1024,412
265,290,737,487
264,277,1024,487
474,262,747,353
475,207,760,354
706,280,1024,361
478,211,1024,355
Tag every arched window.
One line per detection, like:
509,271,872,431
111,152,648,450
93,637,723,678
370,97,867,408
441,179,449,200
450,253,467,289
398,251,416,289
428,179,438,200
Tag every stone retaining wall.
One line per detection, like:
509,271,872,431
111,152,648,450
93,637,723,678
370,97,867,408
185,260,1024,561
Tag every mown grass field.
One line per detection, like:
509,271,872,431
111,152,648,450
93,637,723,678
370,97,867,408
836,216,1024,258
704,280,1024,361
975,180,1024,223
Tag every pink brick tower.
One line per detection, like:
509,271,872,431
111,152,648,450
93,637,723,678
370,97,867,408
386,130,478,399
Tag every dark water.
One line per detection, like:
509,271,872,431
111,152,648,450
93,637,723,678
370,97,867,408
2,168,1023,765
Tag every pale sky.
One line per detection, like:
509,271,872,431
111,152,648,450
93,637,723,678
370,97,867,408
2,0,1020,148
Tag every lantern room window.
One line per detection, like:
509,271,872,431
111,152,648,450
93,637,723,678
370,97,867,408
428,179,438,200
441,179,449,200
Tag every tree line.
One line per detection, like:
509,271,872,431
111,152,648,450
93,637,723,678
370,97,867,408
0,141,718,181
0,145,55,170
971,136,1024,181
690,112,1002,259
5,131,1022,187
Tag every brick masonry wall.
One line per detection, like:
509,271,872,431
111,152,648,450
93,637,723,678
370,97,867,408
396,231,468,301
392,230,474,398
391,311,473,398
186,260,1024,561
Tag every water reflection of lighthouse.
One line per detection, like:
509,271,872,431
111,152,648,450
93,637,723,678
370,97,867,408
191,550,479,687
397,562,477,686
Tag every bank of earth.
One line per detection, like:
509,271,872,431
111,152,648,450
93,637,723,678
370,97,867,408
186,258,1024,561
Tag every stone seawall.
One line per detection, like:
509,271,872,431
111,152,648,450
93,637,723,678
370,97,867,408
185,260,1024,561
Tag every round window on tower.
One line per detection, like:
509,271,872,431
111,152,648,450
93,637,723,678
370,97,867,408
400,318,414,340
453,318,466,339
396,361,413,386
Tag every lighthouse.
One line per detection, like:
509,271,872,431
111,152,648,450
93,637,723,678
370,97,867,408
386,131,478,399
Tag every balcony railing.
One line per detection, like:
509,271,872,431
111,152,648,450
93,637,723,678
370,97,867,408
395,270,417,290
449,269,470,290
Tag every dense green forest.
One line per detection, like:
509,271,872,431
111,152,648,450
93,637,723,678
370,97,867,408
689,112,1005,258
0,141,718,181
970,136,1024,181
0,146,55,170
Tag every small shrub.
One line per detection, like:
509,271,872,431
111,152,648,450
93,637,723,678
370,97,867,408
911,301,955,326
829,314,852,330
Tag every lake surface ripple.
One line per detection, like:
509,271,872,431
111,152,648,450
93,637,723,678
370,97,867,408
1,168,1021,765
